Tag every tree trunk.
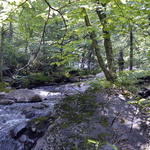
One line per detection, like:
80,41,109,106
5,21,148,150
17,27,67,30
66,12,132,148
87,45,93,70
130,29,133,71
96,5,115,74
0,26,5,81
83,8,115,82
9,22,13,44
118,50,124,71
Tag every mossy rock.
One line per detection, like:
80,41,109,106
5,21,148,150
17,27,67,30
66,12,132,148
28,116,51,133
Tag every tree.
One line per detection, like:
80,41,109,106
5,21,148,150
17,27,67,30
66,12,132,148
129,28,133,70
83,7,115,82
0,0,149,80
0,25,5,81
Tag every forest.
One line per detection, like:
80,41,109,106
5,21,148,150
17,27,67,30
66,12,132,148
0,0,150,150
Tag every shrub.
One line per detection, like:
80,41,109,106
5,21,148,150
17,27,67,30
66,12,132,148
86,79,112,93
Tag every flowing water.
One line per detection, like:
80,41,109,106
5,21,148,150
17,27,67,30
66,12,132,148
0,83,89,150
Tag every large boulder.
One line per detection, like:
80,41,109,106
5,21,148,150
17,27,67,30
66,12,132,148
7,89,42,103
0,92,15,104
33,91,149,150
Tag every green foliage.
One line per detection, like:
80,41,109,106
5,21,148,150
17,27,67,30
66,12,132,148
87,139,118,150
0,0,150,83
11,75,52,88
128,98,150,114
115,70,150,91
0,82,12,93
87,79,112,93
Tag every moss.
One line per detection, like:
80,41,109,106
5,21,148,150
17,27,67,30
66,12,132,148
59,94,98,124
60,122,70,128
31,94,42,101
100,116,109,127
97,133,108,142
30,116,50,130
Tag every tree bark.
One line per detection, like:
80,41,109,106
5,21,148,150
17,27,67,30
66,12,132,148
83,8,115,82
96,5,115,74
0,26,5,81
9,22,13,44
118,50,124,71
130,29,133,71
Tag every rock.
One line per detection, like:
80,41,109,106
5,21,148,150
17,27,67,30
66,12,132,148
118,94,126,101
7,89,42,103
19,135,27,143
33,91,149,150
11,122,27,138
95,72,105,79
5,87,12,90
0,92,7,99
138,87,150,98
0,99,15,105
0,92,14,105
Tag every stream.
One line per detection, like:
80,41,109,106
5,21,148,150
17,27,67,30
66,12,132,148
0,82,89,150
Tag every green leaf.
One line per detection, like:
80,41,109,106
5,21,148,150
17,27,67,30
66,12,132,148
88,139,99,145
101,0,111,4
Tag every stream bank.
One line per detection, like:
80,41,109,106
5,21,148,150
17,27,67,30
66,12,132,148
0,80,149,150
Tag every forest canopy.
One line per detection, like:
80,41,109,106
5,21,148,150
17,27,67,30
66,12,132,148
0,0,149,82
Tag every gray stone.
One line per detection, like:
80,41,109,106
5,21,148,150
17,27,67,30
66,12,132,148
11,122,27,138
7,89,42,103
19,135,27,142
0,92,7,99
0,99,15,105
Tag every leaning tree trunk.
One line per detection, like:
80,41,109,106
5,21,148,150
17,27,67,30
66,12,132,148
96,4,115,74
83,8,115,82
0,26,4,81
130,29,133,71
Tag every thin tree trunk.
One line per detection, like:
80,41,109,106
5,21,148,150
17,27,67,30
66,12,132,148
87,45,93,70
118,50,124,71
130,29,133,70
0,26,5,81
83,7,114,82
9,22,13,44
96,5,115,74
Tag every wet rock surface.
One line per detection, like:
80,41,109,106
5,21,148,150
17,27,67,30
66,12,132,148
0,101,55,150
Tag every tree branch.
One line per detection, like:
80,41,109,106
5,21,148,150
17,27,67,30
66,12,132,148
44,0,67,49
16,6,51,74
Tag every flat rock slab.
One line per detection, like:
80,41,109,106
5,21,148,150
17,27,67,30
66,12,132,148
33,91,150,150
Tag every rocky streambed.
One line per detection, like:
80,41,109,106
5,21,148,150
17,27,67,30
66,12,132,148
0,83,89,150
0,82,150,150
